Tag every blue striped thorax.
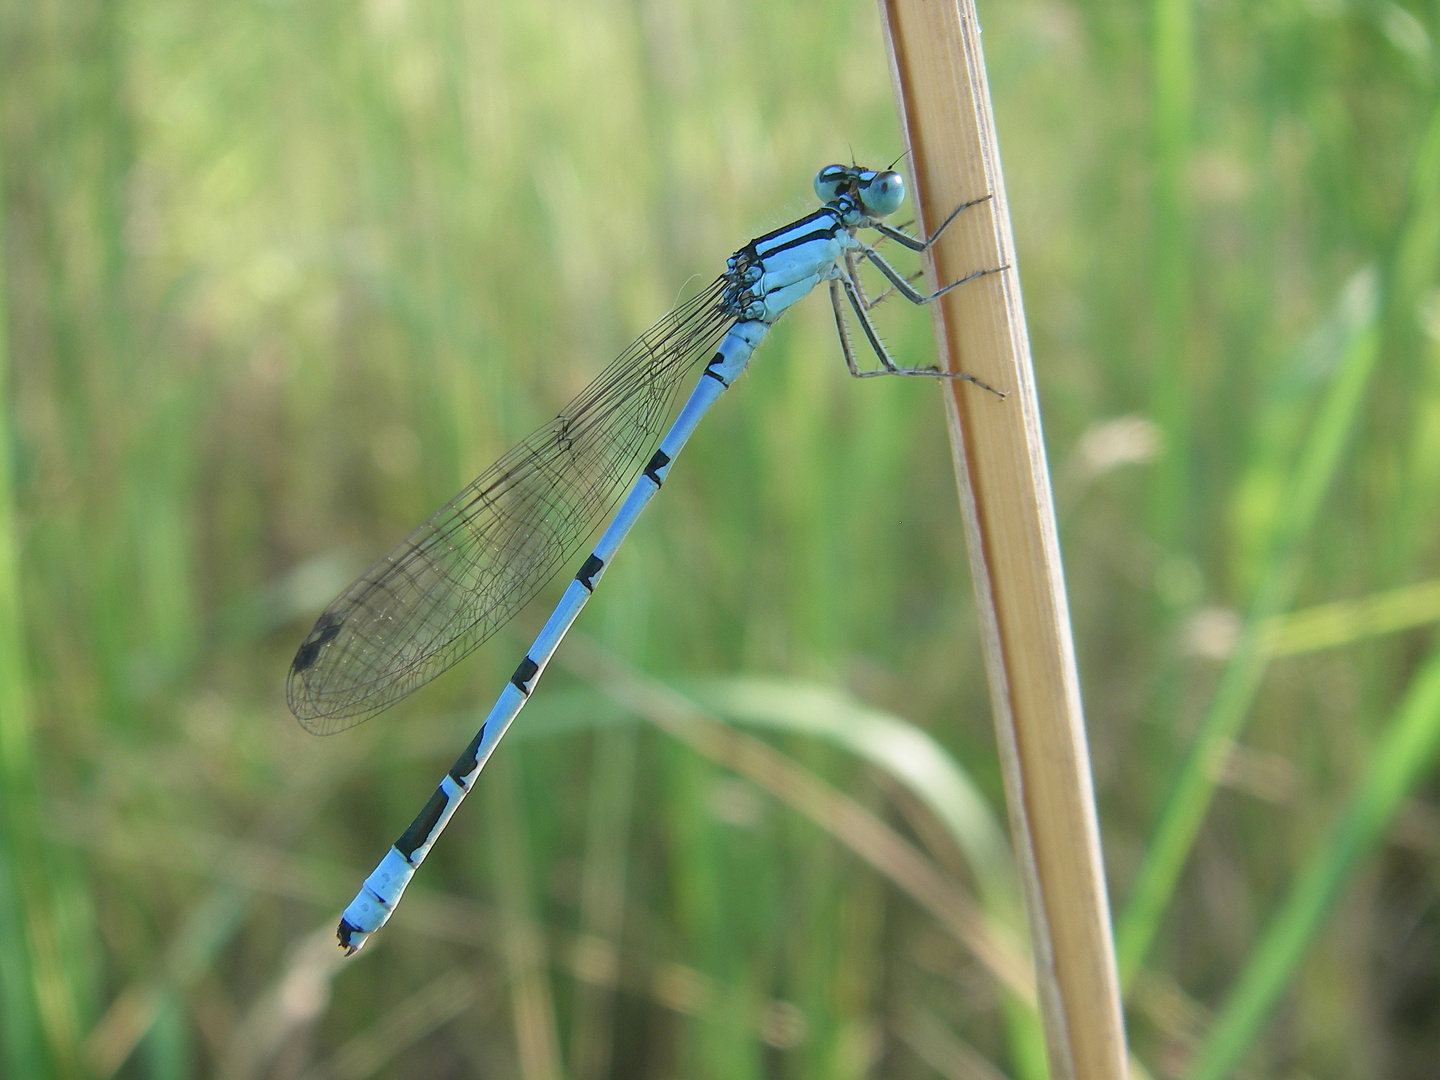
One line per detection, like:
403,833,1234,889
720,164,908,325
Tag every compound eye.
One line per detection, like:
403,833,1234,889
813,164,850,203
858,170,906,217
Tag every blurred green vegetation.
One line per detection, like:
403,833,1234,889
4,0,1440,1077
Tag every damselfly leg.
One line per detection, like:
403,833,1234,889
829,193,1008,395
871,193,994,252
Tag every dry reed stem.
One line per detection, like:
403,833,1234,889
876,2,1129,1077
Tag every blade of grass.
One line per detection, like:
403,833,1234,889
83,887,253,1078
1391,94,1440,569
296,969,481,1080
1261,578,1440,657
569,725,638,1080
81,730,374,1078
0,141,81,1080
1149,0,1195,552
893,1003,1013,1080
49,796,833,1055
659,736,763,1080
576,664,1180,1080
1186,638,1440,1080
485,752,565,1080
687,677,1018,920
691,678,1038,1077
570,543,648,1080
558,636,1036,1004
142,993,189,1080
1114,270,1381,987
216,927,347,1080
482,673,1045,1078
878,1,1127,1076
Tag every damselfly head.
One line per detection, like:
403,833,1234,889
813,164,907,218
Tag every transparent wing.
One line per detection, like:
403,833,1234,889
288,278,732,732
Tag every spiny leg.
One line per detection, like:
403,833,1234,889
833,275,1006,397
842,250,924,312
860,244,1009,307
829,279,868,379
871,193,994,252
855,191,1007,310
862,220,913,253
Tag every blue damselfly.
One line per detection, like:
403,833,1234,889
288,164,1006,953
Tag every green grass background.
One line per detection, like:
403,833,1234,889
4,0,1440,1077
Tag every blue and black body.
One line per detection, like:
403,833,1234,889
285,164,1006,953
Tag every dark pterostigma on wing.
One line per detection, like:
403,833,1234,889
287,278,731,733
